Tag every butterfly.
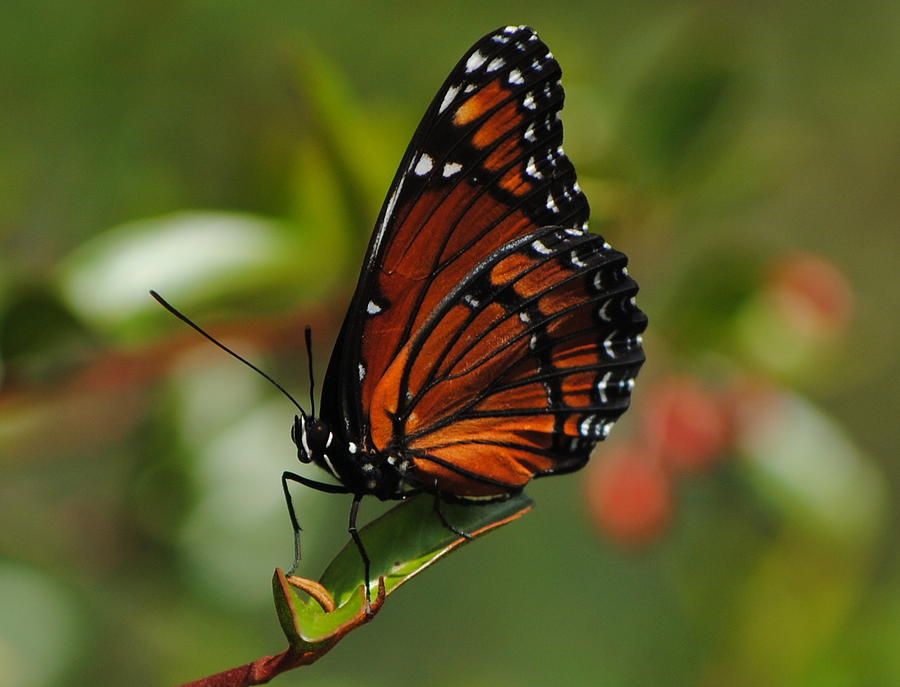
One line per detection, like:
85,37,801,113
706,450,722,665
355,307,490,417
153,25,647,588
279,25,647,586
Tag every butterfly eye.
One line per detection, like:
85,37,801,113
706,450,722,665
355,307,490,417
290,415,300,445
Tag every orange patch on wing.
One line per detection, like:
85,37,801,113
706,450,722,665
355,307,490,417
453,80,509,127
409,321,532,434
384,187,466,277
474,381,549,412
441,196,532,262
411,415,554,449
404,305,470,403
564,392,593,407
539,289,583,316
554,342,604,369
368,347,409,451
408,459,517,497
436,302,510,376
563,416,584,437
474,102,521,148
499,169,530,195
475,108,532,197
484,136,519,171
490,252,536,287
410,437,557,496
560,370,597,408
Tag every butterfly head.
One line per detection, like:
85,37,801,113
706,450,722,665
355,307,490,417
290,413,334,465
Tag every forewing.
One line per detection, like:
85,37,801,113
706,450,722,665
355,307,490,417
320,26,589,442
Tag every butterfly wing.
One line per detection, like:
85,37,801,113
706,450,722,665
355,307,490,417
320,26,646,495
372,223,646,496
322,25,586,434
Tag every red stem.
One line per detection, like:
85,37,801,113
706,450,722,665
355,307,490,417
175,646,327,687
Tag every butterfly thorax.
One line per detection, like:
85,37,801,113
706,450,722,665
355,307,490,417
291,414,402,499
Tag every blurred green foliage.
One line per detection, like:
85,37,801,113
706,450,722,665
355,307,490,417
1,2,898,686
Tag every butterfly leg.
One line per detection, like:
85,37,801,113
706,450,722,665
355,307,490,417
281,472,303,574
282,471,352,575
432,486,473,541
347,493,373,611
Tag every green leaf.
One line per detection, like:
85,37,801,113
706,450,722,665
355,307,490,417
273,492,533,648
321,492,534,604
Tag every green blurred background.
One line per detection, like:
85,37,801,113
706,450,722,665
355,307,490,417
1,1,898,686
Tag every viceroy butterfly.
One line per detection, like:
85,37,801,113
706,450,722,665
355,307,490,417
155,25,646,592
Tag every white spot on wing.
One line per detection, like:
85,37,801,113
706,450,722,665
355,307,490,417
597,371,612,403
570,249,587,268
358,363,366,380
526,157,542,179
603,331,617,358
579,415,596,437
508,68,524,85
546,192,560,213
443,161,463,177
373,167,407,250
367,300,382,315
597,298,612,321
439,85,460,113
414,153,434,176
524,123,536,142
523,92,536,110
466,50,486,72
532,239,552,255
487,57,505,72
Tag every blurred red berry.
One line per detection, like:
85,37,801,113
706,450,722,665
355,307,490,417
768,253,853,336
643,376,731,472
586,444,672,547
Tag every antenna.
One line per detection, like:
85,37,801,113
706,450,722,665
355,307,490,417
149,290,306,415
304,326,316,417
